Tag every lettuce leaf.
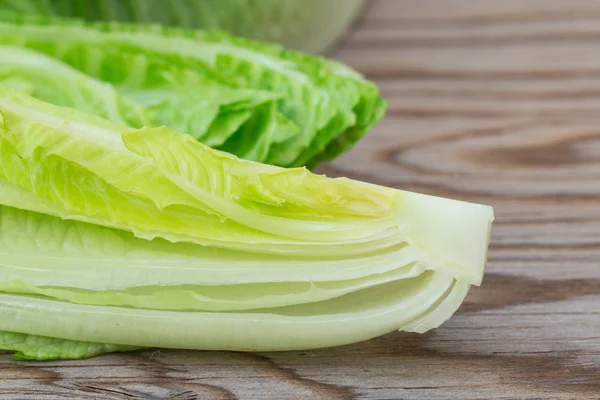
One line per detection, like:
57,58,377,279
0,45,150,127
0,86,400,248
0,44,297,161
0,331,140,361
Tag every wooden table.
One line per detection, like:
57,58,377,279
3,1,600,398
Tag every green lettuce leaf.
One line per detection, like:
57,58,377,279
0,330,140,360
0,86,401,249
0,44,296,158
0,45,150,127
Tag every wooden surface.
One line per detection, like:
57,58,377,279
2,0,600,399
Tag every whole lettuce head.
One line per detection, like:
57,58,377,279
0,11,386,168
0,0,366,54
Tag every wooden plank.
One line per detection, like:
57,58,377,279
3,0,600,399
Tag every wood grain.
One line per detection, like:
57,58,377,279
3,0,600,399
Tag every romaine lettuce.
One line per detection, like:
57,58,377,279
0,13,386,168
0,87,493,360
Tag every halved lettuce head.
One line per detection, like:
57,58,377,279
0,86,493,360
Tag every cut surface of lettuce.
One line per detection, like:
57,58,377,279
0,272,459,353
0,263,426,312
0,89,492,360
0,12,386,167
